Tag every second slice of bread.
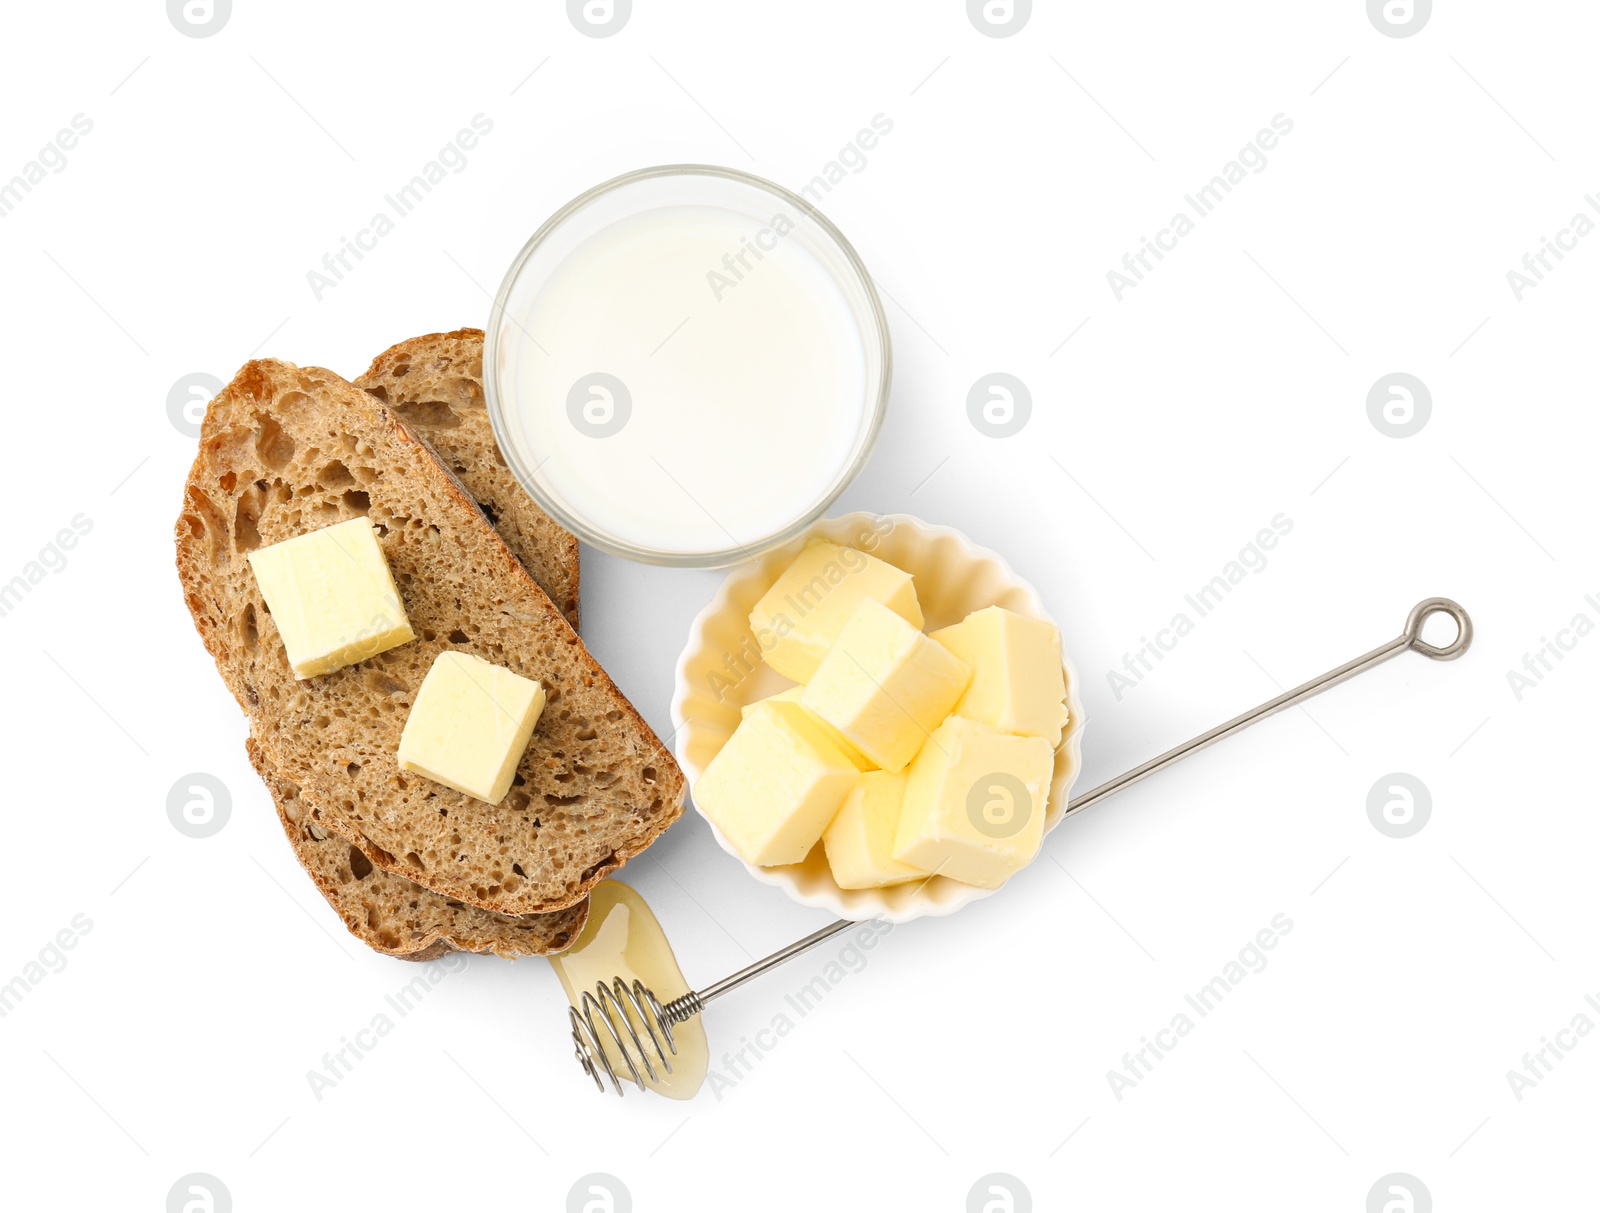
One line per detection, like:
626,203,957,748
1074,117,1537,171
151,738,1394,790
177,359,685,915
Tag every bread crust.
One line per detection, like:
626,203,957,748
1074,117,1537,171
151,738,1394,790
176,359,685,915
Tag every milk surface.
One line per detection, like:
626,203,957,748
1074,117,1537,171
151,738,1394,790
501,204,872,558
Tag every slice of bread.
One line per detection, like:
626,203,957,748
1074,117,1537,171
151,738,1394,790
354,329,580,629
240,348,586,960
248,739,588,960
246,328,585,958
177,359,685,915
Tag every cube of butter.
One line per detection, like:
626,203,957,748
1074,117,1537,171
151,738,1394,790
801,598,972,773
247,516,415,679
694,701,860,866
742,686,876,772
893,716,1054,889
931,606,1069,746
749,540,923,682
823,770,928,889
397,651,546,804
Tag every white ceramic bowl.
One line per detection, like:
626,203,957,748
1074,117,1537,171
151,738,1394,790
671,512,1086,923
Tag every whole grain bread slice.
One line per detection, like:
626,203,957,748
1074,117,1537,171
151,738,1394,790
246,739,587,960
354,329,580,629
176,359,685,915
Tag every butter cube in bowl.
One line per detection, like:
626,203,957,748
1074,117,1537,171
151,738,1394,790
748,539,922,682
801,598,971,773
823,770,925,890
694,701,860,867
672,513,1085,923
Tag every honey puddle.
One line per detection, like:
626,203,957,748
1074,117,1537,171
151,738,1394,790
548,880,708,1099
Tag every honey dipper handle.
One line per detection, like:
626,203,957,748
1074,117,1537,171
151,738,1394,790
684,918,860,1013
1063,597,1472,819
658,918,863,1026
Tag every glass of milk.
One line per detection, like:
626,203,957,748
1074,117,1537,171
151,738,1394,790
484,165,891,567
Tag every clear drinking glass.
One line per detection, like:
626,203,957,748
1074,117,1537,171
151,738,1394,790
484,165,891,568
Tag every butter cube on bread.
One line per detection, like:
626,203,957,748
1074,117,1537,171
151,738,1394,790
801,598,972,773
398,651,547,805
894,716,1054,889
695,701,860,866
246,516,414,679
749,540,923,682
931,606,1068,746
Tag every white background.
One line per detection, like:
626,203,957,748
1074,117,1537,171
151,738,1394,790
1,1,1595,1209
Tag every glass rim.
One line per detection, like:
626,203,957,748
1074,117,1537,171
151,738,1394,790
483,163,893,569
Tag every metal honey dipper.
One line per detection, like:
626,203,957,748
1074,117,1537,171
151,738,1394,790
569,598,1473,1096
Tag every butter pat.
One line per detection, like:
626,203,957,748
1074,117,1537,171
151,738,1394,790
694,701,859,866
931,606,1069,746
750,541,923,682
397,652,546,804
247,516,414,679
893,716,1054,889
743,686,876,772
801,598,972,773
823,770,927,889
